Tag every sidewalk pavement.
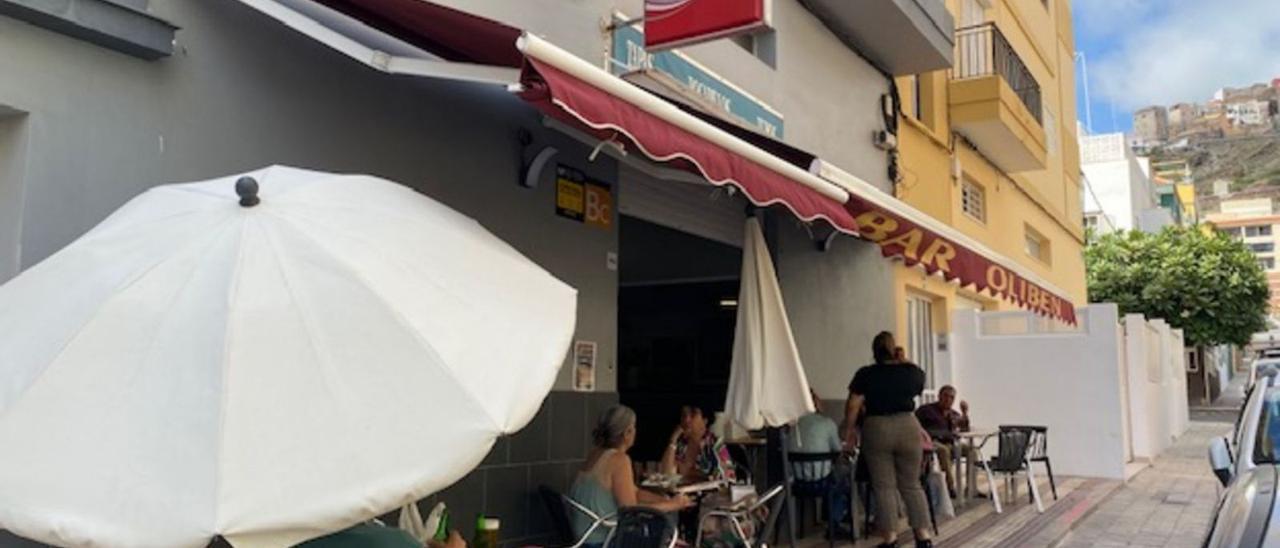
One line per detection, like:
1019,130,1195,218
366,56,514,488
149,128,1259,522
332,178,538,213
1191,373,1247,422
1051,420,1229,548
814,463,1122,548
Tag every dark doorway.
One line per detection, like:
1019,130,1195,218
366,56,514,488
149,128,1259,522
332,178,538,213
617,216,741,462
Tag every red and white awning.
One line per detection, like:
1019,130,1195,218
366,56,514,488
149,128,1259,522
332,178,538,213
236,0,1079,324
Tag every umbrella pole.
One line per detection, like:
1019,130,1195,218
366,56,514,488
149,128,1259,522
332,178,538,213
780,425,797,547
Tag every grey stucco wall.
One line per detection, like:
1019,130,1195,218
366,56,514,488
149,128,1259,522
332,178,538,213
434,0,893,192
0,0,620,392
773,213,897,401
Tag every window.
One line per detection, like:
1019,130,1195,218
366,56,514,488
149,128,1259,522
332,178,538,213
1260,258,1276,271
1219,227,1244,239
962,180,986,222
908,75,923,120
1025,225,1051,264
906,294,936,388
730,30,777,68
1250,242,1275,253
961,0,985,26
1253,387,1280,464
1247,225,1274,237
1083,215,1098,230
906,74,940,130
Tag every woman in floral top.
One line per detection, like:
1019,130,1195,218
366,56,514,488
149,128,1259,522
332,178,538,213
661,405,736,483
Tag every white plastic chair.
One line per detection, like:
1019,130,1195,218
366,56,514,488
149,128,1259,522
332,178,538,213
695,484,786,548
562,495,617,548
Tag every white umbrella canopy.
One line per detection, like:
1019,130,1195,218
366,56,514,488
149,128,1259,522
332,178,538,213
723,217,813,431
0,166,577,548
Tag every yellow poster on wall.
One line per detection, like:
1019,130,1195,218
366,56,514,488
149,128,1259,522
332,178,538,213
556,165,612,230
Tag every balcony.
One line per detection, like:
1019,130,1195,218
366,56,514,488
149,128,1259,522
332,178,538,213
799,0,954,75
949,23,1046,173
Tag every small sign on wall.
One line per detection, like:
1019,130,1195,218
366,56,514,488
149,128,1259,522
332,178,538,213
574,340,597,392
555,165,612,230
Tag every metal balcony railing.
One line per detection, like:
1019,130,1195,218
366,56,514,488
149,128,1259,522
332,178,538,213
953,23,1043,125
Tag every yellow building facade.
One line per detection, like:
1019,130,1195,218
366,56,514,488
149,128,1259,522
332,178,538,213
893,0,1087,373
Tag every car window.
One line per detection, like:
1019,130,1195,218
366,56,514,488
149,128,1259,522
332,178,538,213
1256,360,1280,373
1253,387,1280,464
1236,383,1259,449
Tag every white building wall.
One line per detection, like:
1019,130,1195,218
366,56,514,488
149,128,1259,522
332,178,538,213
947,305,1128,479
1121,314,1190,461
1137,208,1175,233
943,305,1189,480
1083,159,1134,232
1080,132,1159,233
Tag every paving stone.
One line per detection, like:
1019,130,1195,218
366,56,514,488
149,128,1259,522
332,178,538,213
1052,419,1233,548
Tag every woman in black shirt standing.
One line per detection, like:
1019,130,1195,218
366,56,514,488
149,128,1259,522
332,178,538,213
842,331,932,548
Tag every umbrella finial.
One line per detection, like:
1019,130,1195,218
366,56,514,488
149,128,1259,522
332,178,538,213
236,177,260,207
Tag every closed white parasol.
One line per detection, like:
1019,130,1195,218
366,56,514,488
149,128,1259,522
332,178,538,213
723,217,813,431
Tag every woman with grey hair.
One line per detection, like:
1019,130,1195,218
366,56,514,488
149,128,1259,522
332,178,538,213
568,405,693,547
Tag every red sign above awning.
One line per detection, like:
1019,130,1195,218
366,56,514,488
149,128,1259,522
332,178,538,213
644,0,770,51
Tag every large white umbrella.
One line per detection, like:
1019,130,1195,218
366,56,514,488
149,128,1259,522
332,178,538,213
0,166,577,548
723,217,812,431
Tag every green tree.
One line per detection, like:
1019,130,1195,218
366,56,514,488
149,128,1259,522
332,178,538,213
1085,226,1270,347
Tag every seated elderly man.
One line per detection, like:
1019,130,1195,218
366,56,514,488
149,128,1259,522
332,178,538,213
914,385,976,498
788,390,849,530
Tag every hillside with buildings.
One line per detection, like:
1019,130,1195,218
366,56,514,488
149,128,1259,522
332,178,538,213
1133,79,1280,149
1154,133,1280,216
1128,78,1280,218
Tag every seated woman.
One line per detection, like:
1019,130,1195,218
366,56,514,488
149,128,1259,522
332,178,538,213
569,405,692,548
662,405,737,483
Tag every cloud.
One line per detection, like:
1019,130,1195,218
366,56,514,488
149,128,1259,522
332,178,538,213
1071,0,1155,41
1082,0,1280,110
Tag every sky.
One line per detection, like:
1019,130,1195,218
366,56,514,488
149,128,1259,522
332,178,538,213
1071,0,1280,135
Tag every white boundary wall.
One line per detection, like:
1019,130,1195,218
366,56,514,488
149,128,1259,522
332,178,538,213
941,305,1189,480
1122,314,1190,460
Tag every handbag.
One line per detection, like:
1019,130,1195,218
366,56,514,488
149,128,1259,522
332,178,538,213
927,469,956,519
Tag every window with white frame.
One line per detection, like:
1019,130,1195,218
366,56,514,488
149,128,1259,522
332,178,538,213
961,180,986,222
1246,224,1273,237
1259,257,1276,271
1025,225,1051,264
906,294,936,388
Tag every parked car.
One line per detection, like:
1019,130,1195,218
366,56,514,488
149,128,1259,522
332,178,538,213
1205,374,1280,547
